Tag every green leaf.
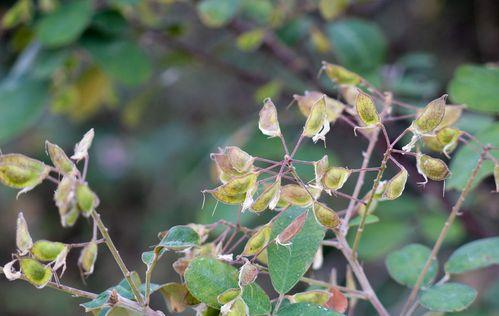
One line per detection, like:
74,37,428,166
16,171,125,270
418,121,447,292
276,302,342,316
445,237,499,274
184,257,271,315
385,244,437,288
158,225,201,251
197,0,241,28
81,36,152,86
0,78,48,143
326,18,387,73
419,212,465,245
81,292,111,312
447,123,499,191
349,214,379,227
420,283,477,312
448,64,499,113
36,0,93,47
268,207,325,294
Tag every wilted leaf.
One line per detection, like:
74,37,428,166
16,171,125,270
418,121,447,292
445,237,499,274
420,283,476,312
385,244,437,288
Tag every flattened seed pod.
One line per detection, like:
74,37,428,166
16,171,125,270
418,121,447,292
313,202,340,229
0,154,50,189
250,178,281,212
355,90,379,127
258,98,281,138
416,154,451,182
382,168,408,200
322,167,351,191
413,95,446,134
20,258,52,289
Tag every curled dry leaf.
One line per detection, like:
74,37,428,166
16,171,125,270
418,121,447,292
258,98,281,138
71,128,95,161
16,212,33,255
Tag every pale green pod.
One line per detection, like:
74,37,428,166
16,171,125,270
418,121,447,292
322,62,361,85
16,212,33,255
382,169,408,200
242,225,271,256
20,258,52,289
413,95,446,134
45,141,75,174
355,90,379,127
76,183,99,217
0,154,50,189
313,202,341,230
280,184,314,206
217,288,242,305
78,241,98,275
31,240,66,262
291,290,331,305
416,154,451,182
303,96,330,142
250,178,281,212
322,167,351,191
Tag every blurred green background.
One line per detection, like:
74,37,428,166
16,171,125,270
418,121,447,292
0,0,498,315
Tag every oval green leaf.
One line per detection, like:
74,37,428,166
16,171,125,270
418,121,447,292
158,225,201,251
445,237,499,274
385,244,437,288
276,302,342,316
420,283,476,312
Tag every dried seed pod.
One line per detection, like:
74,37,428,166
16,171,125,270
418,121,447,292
314,155,329,189
325,287,349,313
219,173,258,196
280,184,316,206
258,98,281,138
0,154,50,190
250,178,281,212
78,241,98,275
276,211,308,246
321,62,361,85
76,183,99,217
45,141,75,174
16,212,33,255
225,147,254,174
3,259,21,281
71,128,94,161
238,261,258,287
218,288,242,305
20,258,52,289
290,290,331,305
294,91,345,122
436,105,464,129
382,168,408,200
31,240,66,262
242,225,271,256
322,167,351,191
340,84,359,107
494,164,499,192
355,90,379,127
416,154,451,183
303,96,330,143
413,95,447,134
313,202,340,229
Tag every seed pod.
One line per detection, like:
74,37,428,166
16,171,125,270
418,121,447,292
61,204,80,227
54,175,77,219
242,225,271,256
219,173,258,196
303,96,330,143
355,90,379,127
416,154,451,183
436,127,461,157
294,91,345,123
276,211,308,246
313,202,341,229
322,167,351,191
238,261,258,287
340,84,359,106
3,259,21,281
160,282,200,313
218,288,242,305
0,154,50,190
413,95,446,134
20,258,52,289
493,164,499,192
71,128,94,161
314,155,329,188
16,212,33,255
78,241,98,275
31,240,66,262
258,98,281,138
290,290,331,305
382,168,408,200
45,141,75,174
76,183,99,217
325,287,349,313
280,184,315,206
321,62,361,85
211,147,254,182
221,297,248,316
211,188,247,205
251,178,281,212
436,105,463,129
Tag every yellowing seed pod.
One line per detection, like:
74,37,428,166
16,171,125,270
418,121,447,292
276,211,308,246
313,202,340,229
211,189,247,205
416,154,451,183
436,105,464,129
78,241,98,275
294,92,345,123
20,258,52,289
314,155,329,188
54,175,76,218
258,98,281,138
291,290,331,305
250,178,281,212
321,62,361,85
322,167,351,191
31,240,66,262
76,183,99,217
242,225,271,256
413,95,447,134
238,261,258,287
303,96,330,143
211,146,254,182
382,168,408,200
218,173,258,196
436,127,461,157
16,212,33,255
0,154,50,190
222,297,248,316
45,141,75,174
280,184,315,206
355,90,379,127
217,288,242,305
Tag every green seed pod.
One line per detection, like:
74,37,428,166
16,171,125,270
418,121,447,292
280,184,316,206
303,96,330,143
416,154,451,183
54,175,76,218
382,168,408,200
0,154,50,189
322,167,351,191
76,183,99,216
71,128,94,161
355,90,379,127
321,62,361,85
78,241,98,275
251,178,281,212
313,202,340,229
211,188,247,205
291,290,331,305
61,204,80,228
45,141,75,174
413,95,447,134
31,240,66,262
16,212,33,255
238,261,258,287
217,288,242,304
20,258,52,289
222,297,249,316
294,91,345,123
242,225,271,256
258,98,281,138
494,164,499,192
436,127,461,157
314,155,329,189
276,211,308,246
219,173,258,196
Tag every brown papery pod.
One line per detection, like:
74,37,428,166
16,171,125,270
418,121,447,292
238,261,259,287
258,98,281,138
413,95,446,134
321,62,361,85
276,211,308,246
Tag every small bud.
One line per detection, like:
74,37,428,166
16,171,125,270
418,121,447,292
0,154,50,190
71,128,95,161
31,240,66,262
280,184,315,207
20,258,53,288
314,155,329,189
321,62,361,85
494,164,499,192
413,95,446,134
76,183,99,217
242,225,271,256
258,98,281,138
238,261,258,287
382,168,408,200
303,96,330,143
78,241,98,275
313,202,341,229
45,141,75,174
416,154,451,183
355,90,379,127
276,211,308,246
218,288,242,305
16,212,33,255
221,297,248,316
322,167,351,191
251,178,281,212
290,290,331,305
